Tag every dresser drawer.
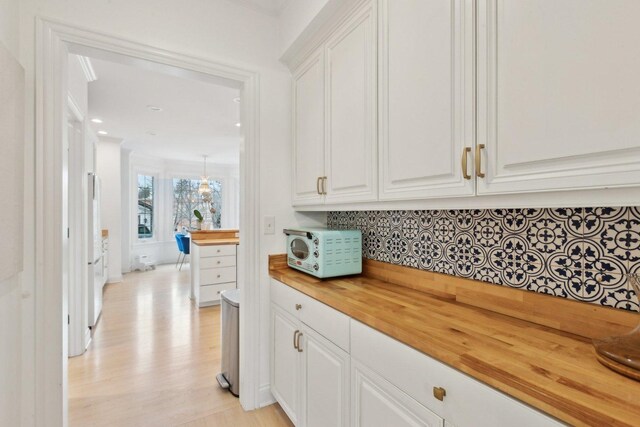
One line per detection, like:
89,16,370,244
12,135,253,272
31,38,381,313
200,282,236,305
199,244,236,258
271,278,350,352
200,266,236,285
201,255,236,269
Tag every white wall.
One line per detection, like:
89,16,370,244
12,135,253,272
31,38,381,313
278,0,330,55
18,0,326,422
96,137,123,283
0,1,23,426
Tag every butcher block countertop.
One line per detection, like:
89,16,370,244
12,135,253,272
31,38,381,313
191,238,239,246
268,254,640,427
190,229,239,246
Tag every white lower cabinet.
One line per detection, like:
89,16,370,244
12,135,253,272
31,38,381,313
270,279,350,427
271,305,301,424
300,326,350,427
352,360,443,427
271,279,564,427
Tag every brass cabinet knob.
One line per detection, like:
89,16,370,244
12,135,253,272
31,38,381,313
433,386,446,401
295,304,302,311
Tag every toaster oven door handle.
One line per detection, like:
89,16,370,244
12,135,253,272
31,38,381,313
283,229,313,240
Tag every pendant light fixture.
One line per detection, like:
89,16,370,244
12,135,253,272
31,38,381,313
198,155,211,195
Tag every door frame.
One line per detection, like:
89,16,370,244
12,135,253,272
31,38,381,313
35,17,262,425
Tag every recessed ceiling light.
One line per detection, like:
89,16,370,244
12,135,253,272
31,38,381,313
147,105,163,112
233,97,241,103
235,122,242,127
91,118,103,124
97,130,108,135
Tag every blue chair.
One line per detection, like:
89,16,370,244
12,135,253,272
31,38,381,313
175,234,185,268
179,235,191,271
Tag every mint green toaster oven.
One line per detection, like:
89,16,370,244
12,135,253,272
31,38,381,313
284,228,362,278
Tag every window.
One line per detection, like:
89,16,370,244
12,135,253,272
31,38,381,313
172,178,222,231
137,174,154,239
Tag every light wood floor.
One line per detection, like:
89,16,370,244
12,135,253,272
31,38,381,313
69,265,292,427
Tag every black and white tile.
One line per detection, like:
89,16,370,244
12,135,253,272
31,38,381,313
327,207,640,312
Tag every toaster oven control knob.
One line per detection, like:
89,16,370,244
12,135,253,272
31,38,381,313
313,250,319,258
313,238,319,246
313,263,319,271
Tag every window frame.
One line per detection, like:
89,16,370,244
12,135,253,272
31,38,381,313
170,174,224,232
133,170,160,243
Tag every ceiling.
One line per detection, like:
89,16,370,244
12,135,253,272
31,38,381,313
228,0,289,16
88,57,241,164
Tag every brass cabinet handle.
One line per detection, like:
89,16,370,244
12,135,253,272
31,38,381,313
475,144,486,178
295,304,302,311
296,332,303,352
316,177,322,195
433,386,447,401
293,330,299,350
321,176,327,195
461,147,471,180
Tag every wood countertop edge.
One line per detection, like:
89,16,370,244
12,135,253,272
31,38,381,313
268,256,640,427
191,238,239,246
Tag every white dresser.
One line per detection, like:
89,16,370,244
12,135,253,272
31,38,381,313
190,242,238,307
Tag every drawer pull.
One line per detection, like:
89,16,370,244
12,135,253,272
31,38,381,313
433,386,446,401
475,144,486,178
217,291,221,294
296,332,303,352
461,146,471,180
295,304,302,311
217,261,221,265
293,330,300,350
217,274,221,278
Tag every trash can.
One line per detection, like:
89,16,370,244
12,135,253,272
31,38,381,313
217,288,240,396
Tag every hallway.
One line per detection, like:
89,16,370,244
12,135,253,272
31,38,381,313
68,265,291,426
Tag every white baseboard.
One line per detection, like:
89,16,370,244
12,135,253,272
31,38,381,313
258,384,276,408
106,275,123,283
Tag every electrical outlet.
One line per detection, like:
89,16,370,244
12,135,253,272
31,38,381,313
264,216,275,235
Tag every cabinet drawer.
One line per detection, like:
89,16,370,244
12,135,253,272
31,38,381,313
350,321,561,427
271,279,350,352
201,255,236,269
271,278,304,316
199,244,236,258
200,282,236,305
200,266,236,285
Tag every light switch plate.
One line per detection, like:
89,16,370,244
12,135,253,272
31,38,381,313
264,216,275,235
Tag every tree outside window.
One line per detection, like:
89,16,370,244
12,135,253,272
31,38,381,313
137,175,154,239
173,178,222,232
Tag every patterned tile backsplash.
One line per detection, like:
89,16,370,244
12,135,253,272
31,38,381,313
327,208,640,312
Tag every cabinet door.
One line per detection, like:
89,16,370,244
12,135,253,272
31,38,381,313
292,49,325,206
299,326,350,427
325,1,378,203
477,0,640,194
352,361,444,427
379,0,475,200
271,304,300,424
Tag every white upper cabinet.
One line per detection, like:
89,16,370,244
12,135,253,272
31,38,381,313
476,0,640,194
379,0,475,200
325,1,378,203
292,49,326,206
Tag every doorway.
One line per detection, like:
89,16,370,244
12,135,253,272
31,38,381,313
35,19,262,425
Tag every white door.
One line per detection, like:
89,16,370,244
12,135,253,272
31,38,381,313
299,326,350,427
476,0,640,194
351,361,444,427
325,1,378,203
292,49,326,206
379,0,475,200
271,304,300,424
